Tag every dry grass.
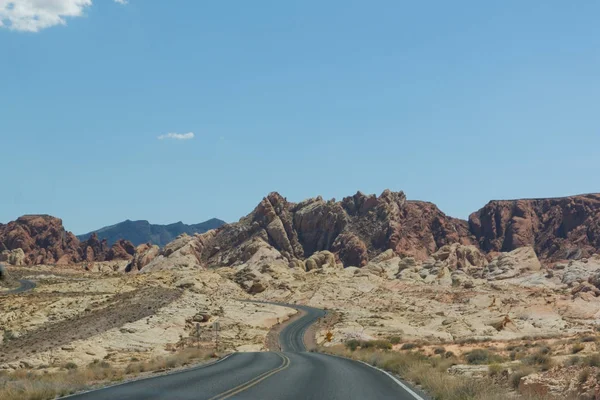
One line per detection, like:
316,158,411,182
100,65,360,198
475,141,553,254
322,343,555,400
0,348,214,400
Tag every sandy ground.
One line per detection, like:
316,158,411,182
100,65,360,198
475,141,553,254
0,266,294,371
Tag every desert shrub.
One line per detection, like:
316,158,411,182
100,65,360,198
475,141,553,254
401,343,418,350
3,330,15,343
488,363,504,377
464,349,503,365
565,356,581,366
579,368,591,384
345,339,360,351
63,362,78,370
433,347,446,355
572,342,585,354
582,336,597,343
510,367,534,389
584,353,600,367
388,336,402,345
523,351,554,371
444,351,455,359
361,340,392,350
537,345,551,355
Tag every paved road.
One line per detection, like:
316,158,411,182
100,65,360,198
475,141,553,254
278,304,326,352
0,279,36,295
67,303,427,400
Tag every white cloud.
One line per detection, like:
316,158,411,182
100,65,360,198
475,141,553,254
158,132,195,141
0,0,125,32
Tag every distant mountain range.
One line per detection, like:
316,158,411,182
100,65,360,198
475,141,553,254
77,219,226,247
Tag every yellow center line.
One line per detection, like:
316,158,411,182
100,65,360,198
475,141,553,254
208,353,291,400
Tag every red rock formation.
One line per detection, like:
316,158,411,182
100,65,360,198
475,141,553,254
0,215,81,265
79,233,110,262
199,190,475,268
469,194,600,261
0,215,137,265
107,239,136,261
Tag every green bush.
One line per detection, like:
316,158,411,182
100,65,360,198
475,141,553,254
464,349,503,365
510,367,533,389
345,339,392,351
389,336,402,345
401,343,418,350
3,330,15,343
362,340,392,350
523,351,554,371
63,362,78,370
345,339,360,351
488,363,504,377
433,347,446,355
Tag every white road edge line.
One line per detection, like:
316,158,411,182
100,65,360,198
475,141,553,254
320,352,426,400
60,354,233,399
357,360,426,400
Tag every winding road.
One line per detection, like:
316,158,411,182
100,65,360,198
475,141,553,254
0,279,36,295
66,304,428,399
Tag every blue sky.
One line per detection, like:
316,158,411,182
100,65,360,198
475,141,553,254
1,1,598,234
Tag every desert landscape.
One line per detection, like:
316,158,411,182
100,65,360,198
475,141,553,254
2,190,600,399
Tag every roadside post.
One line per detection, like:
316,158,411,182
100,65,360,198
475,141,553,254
213,321,220,353
196,322,201,350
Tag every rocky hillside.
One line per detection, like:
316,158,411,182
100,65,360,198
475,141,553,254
77,218,225,247
204,190,474,267
5,192,600,268
0,215,134,265
469,194,600,262
130,190,476,272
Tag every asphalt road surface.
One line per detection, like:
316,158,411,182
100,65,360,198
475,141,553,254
67,304,427,400
0,279,36,295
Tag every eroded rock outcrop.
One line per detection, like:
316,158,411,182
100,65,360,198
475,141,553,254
196,190,474,269
475,247,541,280
470,194,600,262
0,215,82,265
0,215,137,266
0,248,26,266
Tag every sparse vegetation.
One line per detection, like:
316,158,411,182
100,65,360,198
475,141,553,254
3,330,16,343
510,366,534,389
578,368,590,384
321,345,548,400
583,353,600,367
487,363,504,377
401,343,418,350
63,362,78,370
572,342,585,354
0,348,214,400
523,350,554,371
388,336,402,345
464,349,504,365
344,339,392,351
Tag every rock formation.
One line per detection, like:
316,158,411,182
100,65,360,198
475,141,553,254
469,194,600,261
0,215,82,265
0,215,136,266
474,247,541,281
0,248,26,266
196,190,474,269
